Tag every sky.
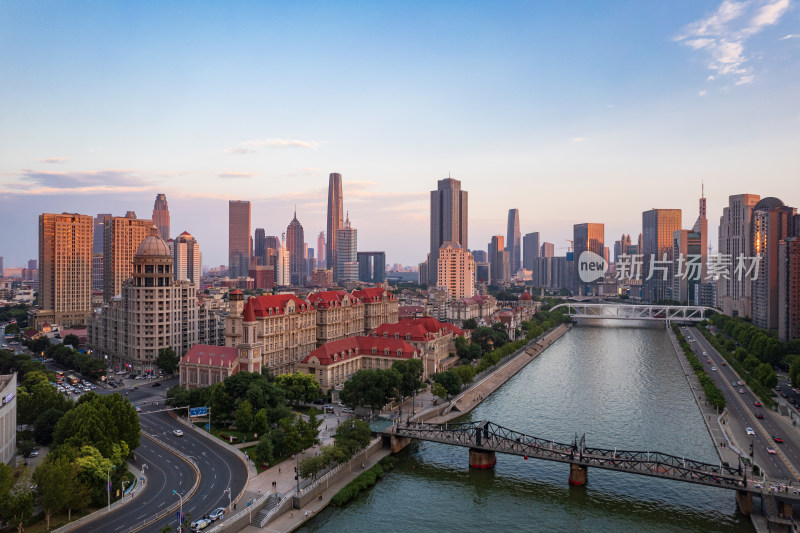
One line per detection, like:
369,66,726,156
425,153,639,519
1,0,799,268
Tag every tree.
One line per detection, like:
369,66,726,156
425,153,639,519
0,469,34,533
63,333,80,348
34,407,67,445
333,419,372,458
33,456,73,530
29,335,51,353
52,393,140,459
452,365,477,386
251,408,269,436
156,347,180,375
462,318,478,330
252,435,274,466
4,323,20,335
431,382,448,401
235,400,253,433
17,439,35,464
392,358,424,398
274,372,322,406
339,369,400,414
432,370,461,397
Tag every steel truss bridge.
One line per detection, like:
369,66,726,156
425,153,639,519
549,303,716,322
391,420,800,498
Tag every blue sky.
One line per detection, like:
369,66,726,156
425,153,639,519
1,0,799,268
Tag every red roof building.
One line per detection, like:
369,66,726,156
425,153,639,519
351,286,399,333
179,345,241,389
307,290,365,347
372,317,467,377
298,336,419,391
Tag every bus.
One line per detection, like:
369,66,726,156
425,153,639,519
66,374,80,386
55,371,65,384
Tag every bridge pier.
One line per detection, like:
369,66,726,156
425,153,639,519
390,435,411,453
568,463,588,486
735,490,752,515
469,448,496,469
778,500,792,519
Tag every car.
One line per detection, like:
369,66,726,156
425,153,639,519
732,381,739,387
711,367,717,371
324,404,334,410
173,429,184,437
738,380,744,386
754,401,763,407
191,518,211,531
777,385,782,391
782,393,788,398
773,435,784,443
756,412,765,419
342,407,354,413
702,351,707,355
746,427,755,435
767,446,777,454
739,388,746,394
721,361,727,366
29,449,39,457
135,406,142,412
313,399,324,405
707,359,712,364
152,382,161,387
209,508,225,521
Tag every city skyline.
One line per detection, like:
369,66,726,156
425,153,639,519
1,2,799,268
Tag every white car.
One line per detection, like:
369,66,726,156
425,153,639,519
711,367,717,371
746,427,755,435
173,429,184,437
702,351,707,355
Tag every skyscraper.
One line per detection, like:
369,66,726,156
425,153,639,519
430,178,468,286
254,228,267,265
286,211,306,285
174,231,201,290
92,213,112,291
489,235,509,284
541,242,555,258
228,200,251,279
437,242,474,298
104,213,156,302
778,237,800,341
152,194,170,241
327,172,343,272
506,209,521,273
357,252,386,284
317,231,326,269
641,210,681,302
523,232,540,270
35,213,93,328
573,223,605,295
336,214,358,282
718,194,761,317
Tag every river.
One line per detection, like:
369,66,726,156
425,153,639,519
298,324,755,532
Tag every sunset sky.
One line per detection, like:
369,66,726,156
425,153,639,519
1,1,799,268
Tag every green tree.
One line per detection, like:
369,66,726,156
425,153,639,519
34,407,67,445
333,419,372,459
235,400,253,433
462,318,478,330
452,364,477,386
298,455,325,478
251,408,269,436
252,435,274,466
431,382,448,401
29,335,51,353
432,370,461,396
156,347,180,375
33,456,73,530
274,372,322,406
743,354,760,372
392,358,424,398
339,369,400,414
0,469,34,533
63,333,80,348
17,439,35,464
52,393,139,459
4,323,20,335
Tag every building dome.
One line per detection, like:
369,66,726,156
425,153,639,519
136,235,171,257
754,197,785,211
520,291,532,301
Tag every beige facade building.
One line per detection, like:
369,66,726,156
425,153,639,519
308,290,365,347
33,213,93,329
89,235,199,374
352,287,399,333
103,213,155,302
372,317,466,378
0,374,16,465
436,241,474,299
718,194,761,317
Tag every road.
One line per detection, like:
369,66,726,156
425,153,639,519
687,326,800,481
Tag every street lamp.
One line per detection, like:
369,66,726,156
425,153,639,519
172,490,183,531
121,480,129,500
106,465,116,512
224,487,232,512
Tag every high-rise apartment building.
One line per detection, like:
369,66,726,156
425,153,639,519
357,252,386,284
506,209,521,274
614,234,632,263
276,237,291,286
92,214,111,291
437,242,475,299
152,194,170,241
488,235,510,285
103,213,155,302
430,178,468,286
327,172,343,272
751,198,796,330
573,223,605,295
33,213,93,329
228,200,251,279
471,250,488,263
174,231,201,290
671,188,708,304
534,256,569,290
287,212,306,285
317,231,326,268
336,214,358,282
718,194,761,317
641,210,681,302
778,237,800,341
523,232,540,270
254,228,267,265
541,242,555,258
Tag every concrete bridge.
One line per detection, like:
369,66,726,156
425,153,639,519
384,420,799,523
549,303,716,322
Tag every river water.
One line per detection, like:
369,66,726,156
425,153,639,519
299,325,755,532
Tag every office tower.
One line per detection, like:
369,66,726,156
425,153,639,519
254,228,267,265
751,198,796,330
265,235,280,251
174,231,201,290
506,209,521,273
327,172,343,272
471,250,488,263
573,223,605,295
430,178,468,286
152,193,170,241
336,214,358,282
228,200,251,279
104,213,156,302
718,194,761,317
475,262,491,284
0,256,3,277
92,214,112,291
672,230,703,304
358,252,386,284
249,265,276,290
489,235,510,284
778,237,800,341
437,242,475,299
27,259,37,270
286,211,306,285
35,213,93,328
418,258,429,286
523,232,540,270
541,242,555,258
276,236,291,286
534,256,569,290
614,234,632,263
641,210,681,302
307,248,315,277
317,231,326,268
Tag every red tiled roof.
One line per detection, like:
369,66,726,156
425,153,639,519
181,345,239,367
301,336,417,366
308,290,359,309
230,289,243,295
520,291,532,301
352,287,397,303
245,293,312,316
242,298,256,322
372,317,465,341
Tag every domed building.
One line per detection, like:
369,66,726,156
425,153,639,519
89,233,201,375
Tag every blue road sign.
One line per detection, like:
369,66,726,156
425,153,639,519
206,422,210,431
189,406,208,417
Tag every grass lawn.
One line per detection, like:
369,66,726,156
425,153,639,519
294,406,323,417
194,423,259,444
240,446,293,475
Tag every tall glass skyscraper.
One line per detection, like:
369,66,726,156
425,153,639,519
336,214,358,282
152,193,170,241
430,178,468,286
287,211,306,285
327,172,343,273
641,210,681,302
228,200,251,278
573,223,605,295
506,209,521,274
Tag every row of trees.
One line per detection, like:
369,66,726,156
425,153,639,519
298,419,372,479
672,325,725,409
710,314,796,367
338,359,424,414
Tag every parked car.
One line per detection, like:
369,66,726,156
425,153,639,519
173,429,184,437
191,518,211,531
209,508,225,521
152,382,161,387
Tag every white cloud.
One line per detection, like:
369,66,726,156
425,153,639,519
676,0,792,84
699,90,708,96
39,157,69,164
572,137,587,143
218,171,255,179
780,33,798,39
223,137,323,154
